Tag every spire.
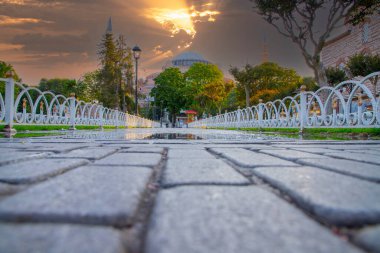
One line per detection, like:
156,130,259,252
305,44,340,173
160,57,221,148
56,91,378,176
261,34,269,63
106,17,112,34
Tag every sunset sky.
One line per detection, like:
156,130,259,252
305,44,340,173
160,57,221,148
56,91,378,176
1,0,317,85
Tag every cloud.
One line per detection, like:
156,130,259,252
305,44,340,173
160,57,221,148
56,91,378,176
0,15,53,25
0,43,23,50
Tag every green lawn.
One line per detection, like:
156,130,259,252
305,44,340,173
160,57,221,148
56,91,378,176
0,124,126,132
209,127,380,136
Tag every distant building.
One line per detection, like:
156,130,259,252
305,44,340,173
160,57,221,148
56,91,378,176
321,13,380,70
140,51,212,99
163,51,211,72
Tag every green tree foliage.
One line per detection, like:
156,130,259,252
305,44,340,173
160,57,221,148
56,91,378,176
116,35,134,112
325,67,348,86
37,78,93,99
347,53,380,93
78,70,101,102
301,77,319,92
151,68,190,124
347,53,380,77
0,61,22,99
229,64,256,107
347,0,380,25
251,0,378,87
0,61,21,81
98,32,119,109
185,63,228,114
230,62,303,105
220,87,239,113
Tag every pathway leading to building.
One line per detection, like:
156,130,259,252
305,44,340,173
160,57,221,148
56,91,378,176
0,128,379,253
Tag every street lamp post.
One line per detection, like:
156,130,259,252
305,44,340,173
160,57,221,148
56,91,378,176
132,45,141,115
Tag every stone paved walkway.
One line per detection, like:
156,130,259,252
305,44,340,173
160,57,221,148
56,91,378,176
0,128,380,253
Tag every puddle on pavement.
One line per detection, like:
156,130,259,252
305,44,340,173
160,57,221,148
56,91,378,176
144,133,203,140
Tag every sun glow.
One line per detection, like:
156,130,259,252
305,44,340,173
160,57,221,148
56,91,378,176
145,3,220,39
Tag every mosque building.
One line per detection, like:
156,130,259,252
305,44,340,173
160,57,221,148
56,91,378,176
140,51,212,101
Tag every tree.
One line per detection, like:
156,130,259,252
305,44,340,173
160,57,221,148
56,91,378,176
248,62,303,104
78,70,101,102
151,68,190,126
229,64,255,107
347,53,380,93
38,78,77,97
251,0,379,87
347,53,380,77
301,76,319,92
0,61,21,82
230,62,303,105
185,63,226,114
116,35,134,112
325,67,347,86
347,0,380,25
98,31,118,109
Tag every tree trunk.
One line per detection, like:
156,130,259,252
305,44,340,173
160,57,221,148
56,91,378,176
172,114,176,128
313,62,328,87
244,85,250,107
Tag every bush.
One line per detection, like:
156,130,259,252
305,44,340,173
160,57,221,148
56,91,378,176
347,53,380,77
325,67,347,86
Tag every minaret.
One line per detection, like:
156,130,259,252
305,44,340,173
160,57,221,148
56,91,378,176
261,35,269,63
106,17,112,34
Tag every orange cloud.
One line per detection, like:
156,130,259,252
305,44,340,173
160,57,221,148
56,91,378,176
0,15,53,25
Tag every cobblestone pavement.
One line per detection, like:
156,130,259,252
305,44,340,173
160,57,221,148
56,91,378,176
0,128,380,253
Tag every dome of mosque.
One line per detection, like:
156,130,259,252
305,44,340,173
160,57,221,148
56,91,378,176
171,51,210,67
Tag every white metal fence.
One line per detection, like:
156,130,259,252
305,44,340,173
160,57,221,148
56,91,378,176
0,77,158,131
189,72,380,130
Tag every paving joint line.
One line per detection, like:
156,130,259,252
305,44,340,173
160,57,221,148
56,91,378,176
121,148,169,253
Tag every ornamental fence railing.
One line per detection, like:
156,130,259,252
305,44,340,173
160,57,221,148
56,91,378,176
189,72,380,130
0,77,158,132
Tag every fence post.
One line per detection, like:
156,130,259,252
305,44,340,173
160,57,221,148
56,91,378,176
3,74,16,134
237,106,241,129
357,93,363,126
299,85,307,134
69,93,76,130
224,110,228,129
258,99,264,129
332,98,337,126
115,108,119,129
99,104,104,130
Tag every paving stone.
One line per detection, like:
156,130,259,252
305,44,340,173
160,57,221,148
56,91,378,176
349,149,380,155
53,147,118,160
354,225,380,253
146,186,361,253
274,144,380,150
163,159,249,186
298,158,380,182
288,147,337,154
325,151,380,165
210,148,296,167
253,166,380,226
168,149,215,159
0,224,124,253
0,158,88,184
247,145,285,150
22,144,89,153
0,166,151,226
0,151,50,166
122,147,164,153
260,149,326,161
95,153,161,167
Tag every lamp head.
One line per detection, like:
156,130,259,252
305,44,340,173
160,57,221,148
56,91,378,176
132,45,142,60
